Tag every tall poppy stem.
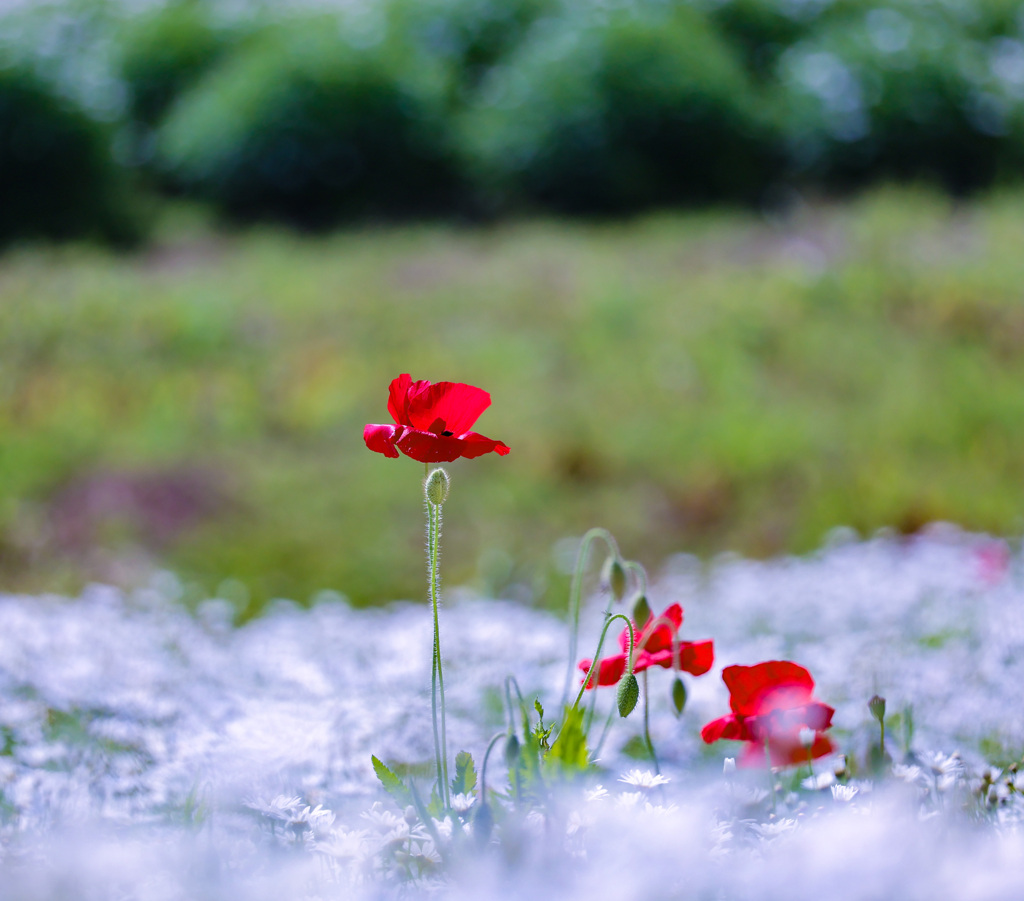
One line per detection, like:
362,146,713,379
425,467,451,808
643,669,660,774
561,528,620,709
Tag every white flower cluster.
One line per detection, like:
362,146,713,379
0,527,1021,897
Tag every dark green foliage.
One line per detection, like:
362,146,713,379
706,0,820,80
157,13,462,225
0,62,139,246
118,0,242,128
461,2,779,212
773,2,1024,192
546,706,590,773
392,0,556,91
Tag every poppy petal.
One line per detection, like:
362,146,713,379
701,714,748,744
579,653,627,688
764,732,835,767
363,423,401,458
634,649,672,671
453,431,510,458
678,640,715,676
803,702,835,731
723,661,815,716
387,374,431,426
390,428,507,463
641,603,684,653
406,381,492,434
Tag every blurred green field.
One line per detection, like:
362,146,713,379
2,186,1024,614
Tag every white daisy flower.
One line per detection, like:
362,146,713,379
750,818,798,839
451,793,476,814
245,795,303,821
431,816,453,839
306,804,336,835
315,828,370,861
802,771,835,790
892,764,926,786
831,784,858,802
618,769,670,789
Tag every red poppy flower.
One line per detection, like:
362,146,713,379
578,603,714,688
364,374,510,464
701,661,835,767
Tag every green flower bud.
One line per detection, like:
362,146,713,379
868,695,886,724
602,556,628,601
671,677,687,717
631,594,651,627
504,734,520,768
616,672,640,718
425,468,450,505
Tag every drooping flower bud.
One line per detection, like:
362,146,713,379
425,468,450,505
617,672,640,718
798,727,816,749
631,594,651,628
671,677,687,717
868,695,886,725
504,734,520,768
723,757,736,775
602,556,628,601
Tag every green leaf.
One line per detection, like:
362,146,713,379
371,755,411,806
451,750,477,796
546,705,590,774
427,786,444,818
621,735,649,759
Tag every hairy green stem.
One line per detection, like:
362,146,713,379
561,528,620,709
574,613,635,710
426,473,450,809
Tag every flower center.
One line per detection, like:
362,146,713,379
442,430,454,437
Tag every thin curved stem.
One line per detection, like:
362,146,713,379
573,613,635,710
561,528,620,709
505,675,526,734
592,704,617,758
624,560,647,596
479,731,508,799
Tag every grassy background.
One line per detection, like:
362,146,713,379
2,186,1024,614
